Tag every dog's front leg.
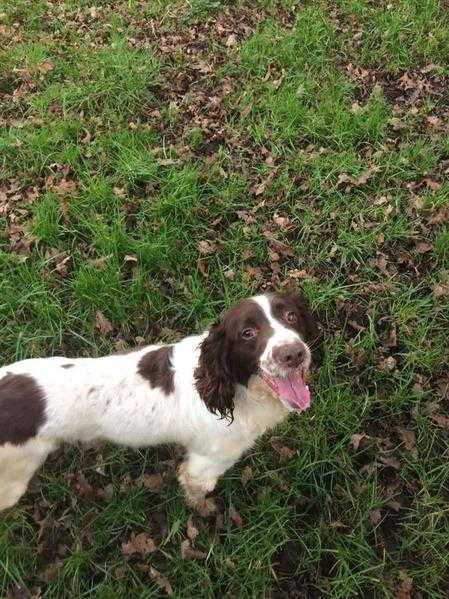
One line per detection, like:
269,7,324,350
178,450,240,515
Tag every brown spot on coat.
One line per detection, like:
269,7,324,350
138,346,174,395
0,373,46,445
61,363,74,369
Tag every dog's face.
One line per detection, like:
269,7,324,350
194,292,321,419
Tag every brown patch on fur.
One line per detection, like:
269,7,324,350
195,299,273,420
0,373,46,445
138,346,174,395
61,363,74,369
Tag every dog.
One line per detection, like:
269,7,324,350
0,291,320,514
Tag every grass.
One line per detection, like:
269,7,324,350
1,0,449,597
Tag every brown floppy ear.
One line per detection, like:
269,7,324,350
194,320,236,421
291,293,324,367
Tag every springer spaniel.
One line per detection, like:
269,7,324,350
0,292,320,514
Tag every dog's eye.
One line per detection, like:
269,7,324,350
285,311,297,324
241,328,257,340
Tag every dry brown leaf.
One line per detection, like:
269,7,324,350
186,516,199,543
124,254,138,263
423,178,441,192
113,187,126,198
149,566,173,596
386,326,397,347
349,433,368,450
226,33,237,47
5,585,29,599
270,437,296,462
378,356,397,371
122,532,156,556
397,428,417,457
95,311,113,336
370,509,382,526
378,453,401,470
37,560,63,583
432,283,449,298
141,473,163,493
180,539,207,560
415,240,432,254
37,60,54,74
387,499,402,512
54,255,71,277
429,412,449,430
51,178,77,195
396,570,413,599
198,239,217,255
229,504,243,528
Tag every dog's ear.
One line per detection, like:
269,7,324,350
194,319,236,421
290,292,324,367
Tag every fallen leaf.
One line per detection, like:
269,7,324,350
270,437,296,462
95,311,113,336
378,356,397,371
349,433,368,450
54,255,71,277
397,428,417,457
396,570,413,599
386,326,397,347
427,206,449,225
370,509,382,525
226,33,237,47
378,454,401,470
432,283,449,298
149,566,173,595
37,60,54,74
124,254,138,263
415,240,432,254
198,239,217,255
50,178,77,195
229,504,243,528
423,178,441,192
186,516,199,543
141,473,163,493
37,560,63,583
180,539,207,560
5,585,29,599
387,500,402,512
122,532,156,556
429,413,449,430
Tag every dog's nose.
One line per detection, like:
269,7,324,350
273,342,305,369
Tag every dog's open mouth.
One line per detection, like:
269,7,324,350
259,369,311,412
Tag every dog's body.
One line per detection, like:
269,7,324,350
0,293,320,513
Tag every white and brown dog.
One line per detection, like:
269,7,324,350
0,292,320,513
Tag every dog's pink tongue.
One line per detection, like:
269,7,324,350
275,372,311,411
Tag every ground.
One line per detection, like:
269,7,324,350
1,0,449,597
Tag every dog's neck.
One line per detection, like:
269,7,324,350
232,375,289,436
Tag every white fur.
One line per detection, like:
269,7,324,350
0,296,307,513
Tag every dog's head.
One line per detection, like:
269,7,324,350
194,292,321,420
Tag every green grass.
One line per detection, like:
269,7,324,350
1,0,449,597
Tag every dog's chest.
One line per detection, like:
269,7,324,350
234,377,288,437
